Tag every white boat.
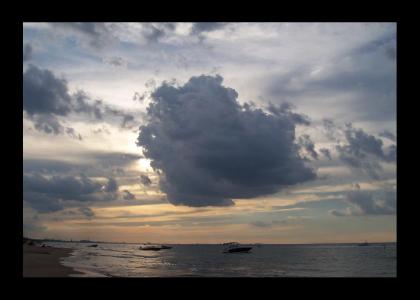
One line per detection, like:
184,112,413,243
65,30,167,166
222,242,252,253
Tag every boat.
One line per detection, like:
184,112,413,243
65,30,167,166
222,242,252,253
358,241,369,246
88,244,98,247
139,243,172,251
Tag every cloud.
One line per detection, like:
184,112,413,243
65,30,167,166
379,130,396,142
267,102,311,126
298,134,318,160
122,190,136,200
336,123,396,178
23,43,33,62
137,74,316,207
190,22,227,35
142,23,176,42
319,148,332,160
52,22,114,48
23,173,119,213
79,207,95,218
322,118,341,142
103,56,127,68
140,174,152,186
104,177,118,192
330,185,396,216
23,64,73,117
23,64,137,136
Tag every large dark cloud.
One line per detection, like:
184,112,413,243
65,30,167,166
137,74,316,207
23,64,136,136
23,173,119,213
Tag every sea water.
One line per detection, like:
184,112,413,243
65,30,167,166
47,242,396,277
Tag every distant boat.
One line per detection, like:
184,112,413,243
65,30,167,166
160,245,172,249
223,242,252,253
139,243,172,251
88,244,98,247
358,241,369,246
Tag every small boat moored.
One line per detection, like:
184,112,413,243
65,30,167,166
222,242,252,253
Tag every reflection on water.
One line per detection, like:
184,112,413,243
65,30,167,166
48,242,396,277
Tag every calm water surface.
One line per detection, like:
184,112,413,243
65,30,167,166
47,242,396,277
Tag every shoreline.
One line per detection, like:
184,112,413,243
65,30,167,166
23,244,83,277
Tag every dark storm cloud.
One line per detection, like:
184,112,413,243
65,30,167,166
137,74,316,207
140,174,152,186
23,64,137,135
23,173,119,213
23,43,33,62
191,22,227,35
379,130,396,142
298,134,318,160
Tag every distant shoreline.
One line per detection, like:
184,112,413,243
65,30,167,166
23,244,83,277
42,240,397,246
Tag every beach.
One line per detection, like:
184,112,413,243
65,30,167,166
23,244,83,277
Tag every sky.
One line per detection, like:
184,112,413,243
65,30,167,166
22,22,396,244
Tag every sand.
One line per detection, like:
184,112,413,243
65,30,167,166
23,244,83,277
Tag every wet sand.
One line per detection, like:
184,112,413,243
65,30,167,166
23,244,83,277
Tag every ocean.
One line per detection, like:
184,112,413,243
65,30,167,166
46,242,397,277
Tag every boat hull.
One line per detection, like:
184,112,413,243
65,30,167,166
139,247,162,251
224,247,252,253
